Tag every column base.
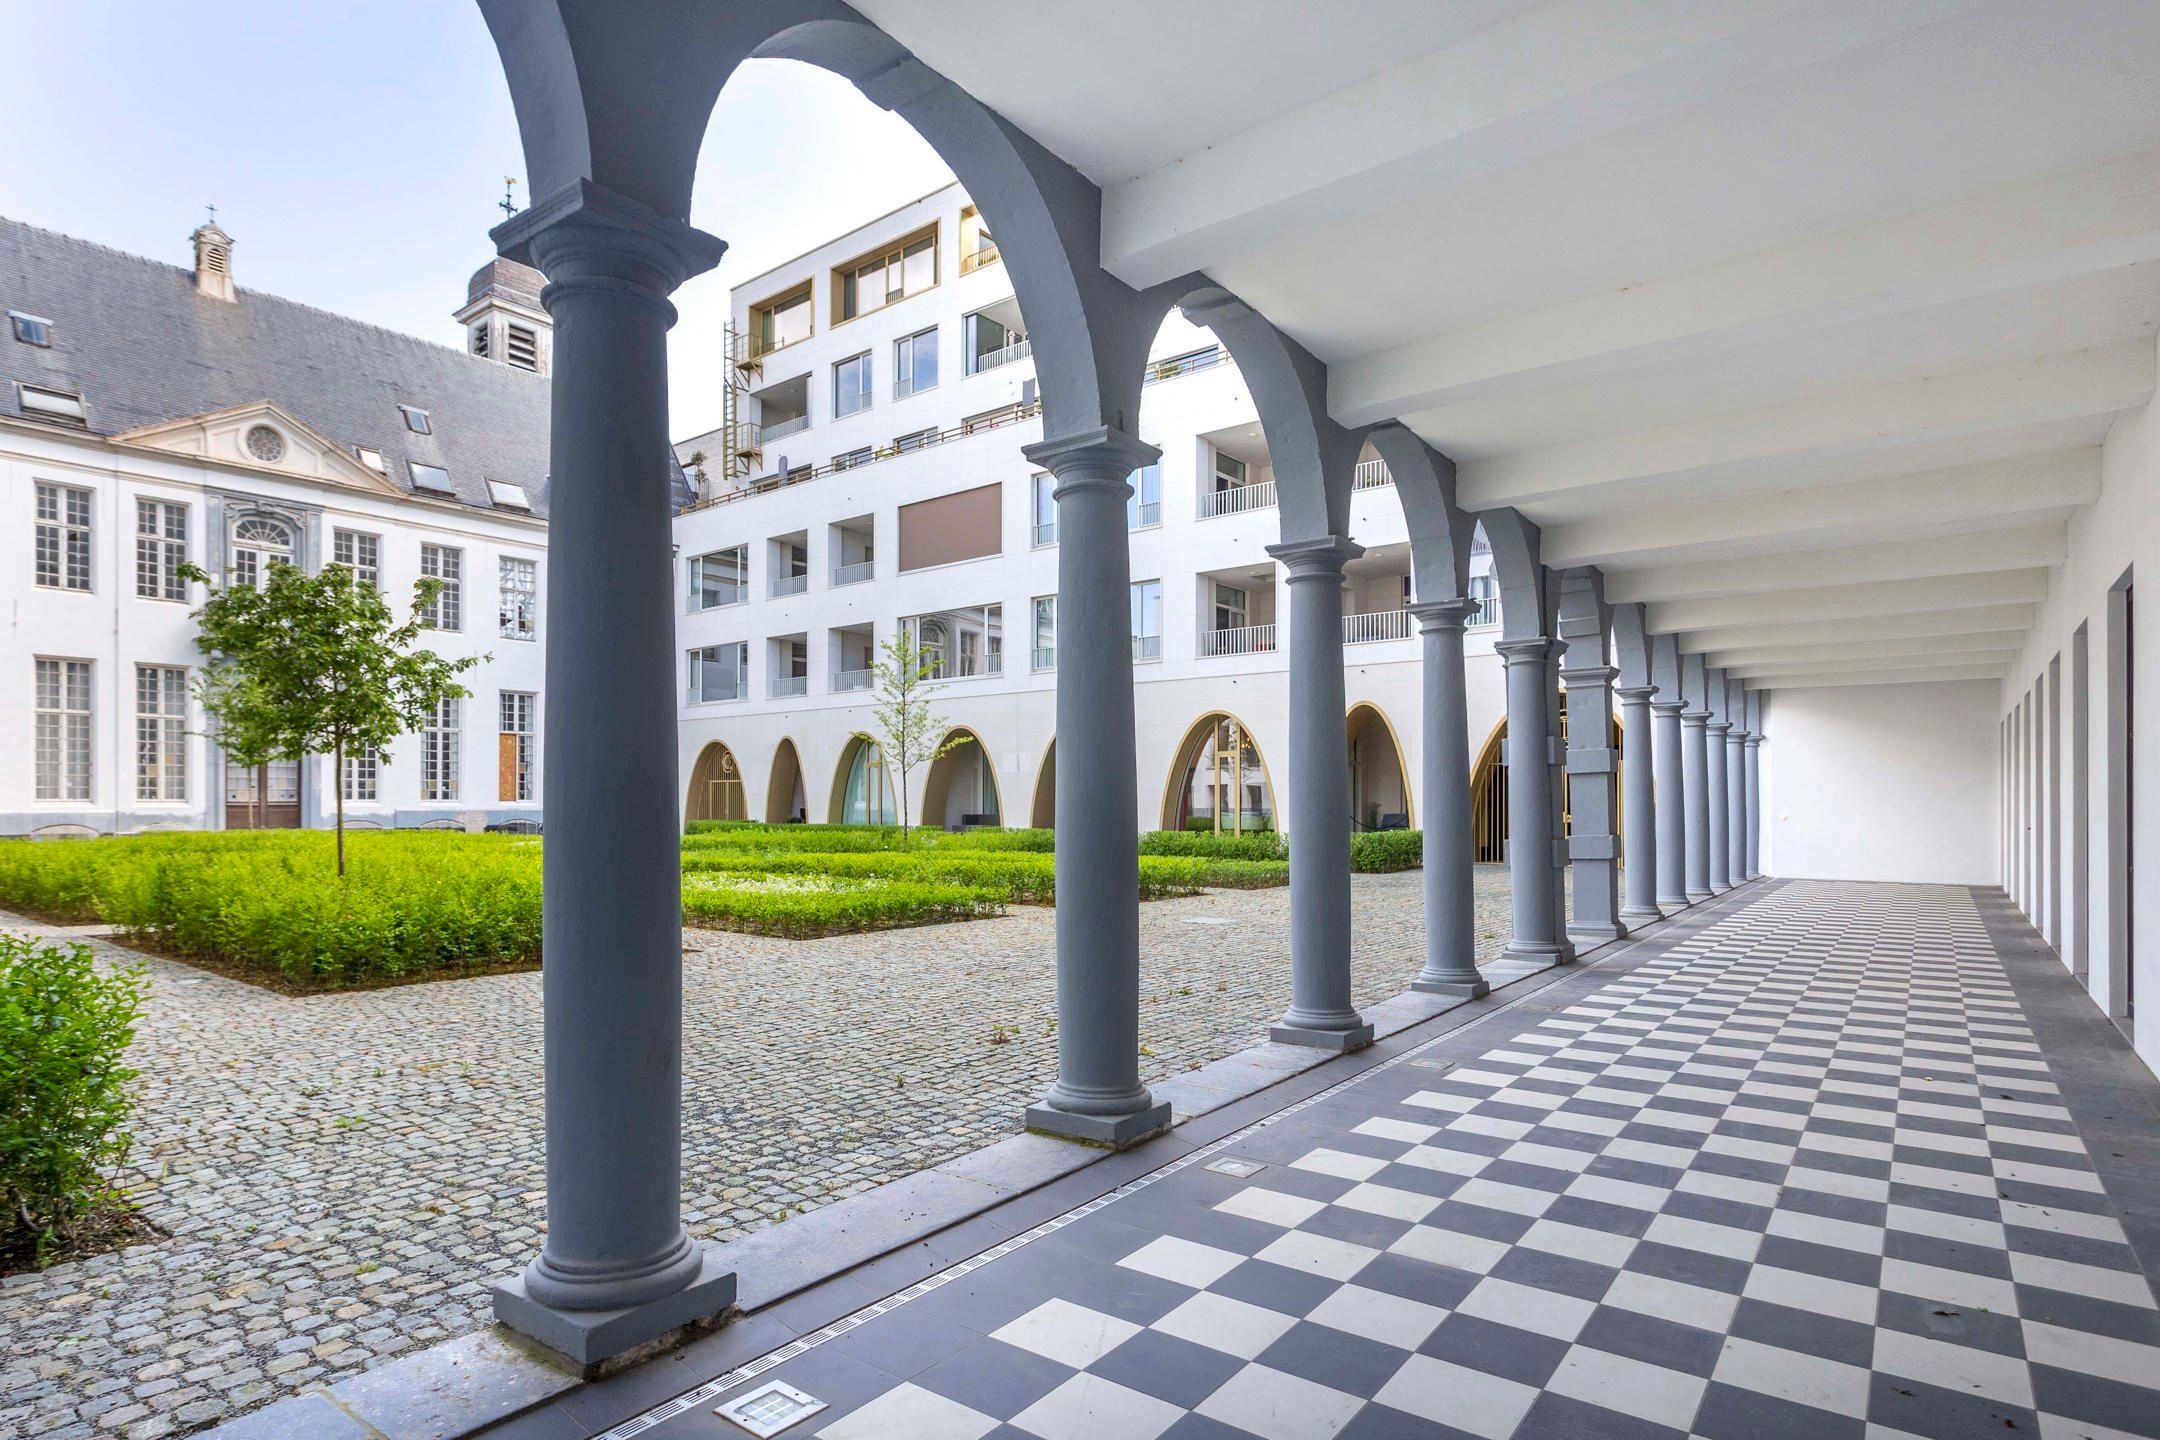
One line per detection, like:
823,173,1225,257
1619,905,1665,926
1500,941,1569,966
1568,922,1627,945
1026,1098,1173,1150
494,1250,736,1374
1270,1019,1376,1053
1685,889,1712,904
1656,894,1689,912
1412,975,1490,998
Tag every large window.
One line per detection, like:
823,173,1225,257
901,605,1002,680
835,227,936,322
1213,451,1248,492
965,310,1029,374
1032,596,1057,672
34,658,92,801
421,695,460,801
343,746,379,802
135,498,188,600
689,546,748,609
420,543,461,630
1214,582,1250,631
500,691,536,802
834,352,873,418
135,665,187,802
34,482,92,591
333,528,380,589
1032,472,1057,547
895,326,939,398
839,738,897,826
499,556,537,640
687,643,749,703
1127,464,1161,529
1132,580,1163,661
749,283,813,357
230,515,293,589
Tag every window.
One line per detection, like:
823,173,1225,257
135,665,187,801
400,404,432,434
343,746,379,802
834,446,874,471
901,605,1002,679
410,462,453,494
894,326,939,398
18,383,86,423
421,695,460,801
689,546,748,610
500,691,536,802
1127,463,1161,529
354,446,385,472
965,311,1029,374
1032,595,1057,672
10,312,52,346
1032,472,1057,547
834,353,872,418
1214,583,1249,631
1213,451,1248,492
749,283,813,356
230,515,293,590
34,658,92,801
499,556,537,640
420,544,462,629
486,480,531,509
835,226,937,321
34,482,92,590
135,498,188,601
687,642,749,703
894,427,938,454
1132,580,1163,661
333,528,380,588
506,324,540,372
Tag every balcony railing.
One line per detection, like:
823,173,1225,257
1145,346,1232,384
971,336,1032,373
770,674,808,698
1353,458,1393,490
1199,624,1277,657
1130,501,1161,529
770,573,809,598
833,668,873,692
1032,519,1058,548
686,680,744,704
1343,608,1413,644
1197,480,1277,520
1032,645,1056,672
960,240,1001,274
1133,634,1162,661
1468,595,1502,629
832,559,874,587
759,414,809,444
925,652,1004,680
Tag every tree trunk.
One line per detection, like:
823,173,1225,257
334,742,347,877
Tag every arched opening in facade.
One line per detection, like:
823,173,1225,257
922,729,1000,830
1030,739,1056,828
1470,697,1624,862
1162,712,1276,833
829,734,897,826
685,741,748,824
765,738,806,823
1347,702,1412,831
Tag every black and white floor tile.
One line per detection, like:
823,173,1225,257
653,883,2160,1440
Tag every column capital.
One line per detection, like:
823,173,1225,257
494,179,726,305
1680,708,1709,727
1745,733,1765,749
1408,598,1477,632
1649,697,1686,716
1614,685,1658,703
1493,636,1552,665
1560,663,1619,685
1022,425,1161,492
1707,720,1733,736
1267,533,1364,579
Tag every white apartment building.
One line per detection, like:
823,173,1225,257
0,215,638,836
673,183,1507,841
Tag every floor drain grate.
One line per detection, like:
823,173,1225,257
715,1380,827,1436
1204,1157,1267,1178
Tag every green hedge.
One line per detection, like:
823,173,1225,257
0,933,145,1265
680,847,1244,903
1139,830,1288,862
681,873,1004,937
1351,830,1425,872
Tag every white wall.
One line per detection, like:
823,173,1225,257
1763,680,2000,886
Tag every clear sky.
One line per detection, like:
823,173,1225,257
0,0,957,439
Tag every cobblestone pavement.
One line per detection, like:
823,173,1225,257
0,868,1514,1439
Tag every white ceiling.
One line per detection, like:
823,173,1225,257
854,0,2160,687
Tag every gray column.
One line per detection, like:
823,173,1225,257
1024,430,1172,1146
1744,733,1764,879
1267,536,1374,1050
1545,646,1577,962
1706,720,1731,893
1498,639,1568,962
491,184,736,1358
1652,700,1688,910
1410,599,1487,996
1562,662,1623,942
1726,728,1748,885
1617,686,1663,925
1682,707,1712,902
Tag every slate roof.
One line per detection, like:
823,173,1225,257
0,216,698,517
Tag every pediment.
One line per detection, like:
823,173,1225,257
116,402,401,495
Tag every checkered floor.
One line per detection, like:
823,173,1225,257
666,882,2160,1440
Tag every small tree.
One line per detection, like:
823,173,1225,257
862,631,973,846
182,561,481,875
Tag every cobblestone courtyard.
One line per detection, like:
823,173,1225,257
0,868,1513,1439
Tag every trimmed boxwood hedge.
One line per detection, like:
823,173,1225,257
1351,830,1425,872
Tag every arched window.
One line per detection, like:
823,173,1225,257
230,515,294,589
838,737,896,826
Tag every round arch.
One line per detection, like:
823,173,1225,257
1160,712,1277,834
765,737,807,824
685,741,748,824
827,734,897,827
1030,738,1056,829
1346,702,1413,831
922,728,1002,830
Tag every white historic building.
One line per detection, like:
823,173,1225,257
0,216,620,835
672,183,1508,840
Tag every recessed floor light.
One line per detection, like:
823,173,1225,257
715,1380,826,1437
1205,1157,1267,1178
1407,1058,1457,1071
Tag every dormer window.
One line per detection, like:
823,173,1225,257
18,383,86,424
506,324,540,372
399,405,432,435
409,462,453,494
354,446,384,472
9,312,52,346
486,480,530,509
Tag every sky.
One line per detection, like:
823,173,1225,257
0,0,957,439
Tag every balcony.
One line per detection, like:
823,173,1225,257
1133,634,1162,662
1343,608,1412,644
832,559,874,587
1197,480,1277,520
833,668,873,692
770,674,809,698
771,573,808,598
1353,458,1392,490
974,335,1032,373
1130,501,1161,529
761,413,810,444
1032,519,1058,548
1469,595,1502,629
1199,624,1277,657
1032,645,1056,672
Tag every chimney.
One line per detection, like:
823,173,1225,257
191,220,235,302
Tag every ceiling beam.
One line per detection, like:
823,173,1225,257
1746,663,2008,689
1650,569,2051,633
1725,649,2018,679
1671,604,2039,653
1604,523,2067,604
1702,630,2028,668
